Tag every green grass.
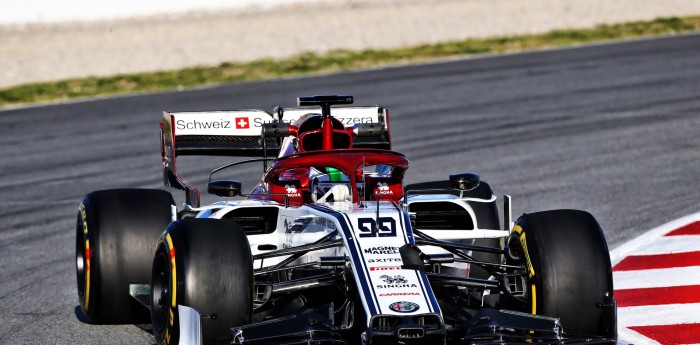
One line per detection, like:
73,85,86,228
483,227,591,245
2,16,699,107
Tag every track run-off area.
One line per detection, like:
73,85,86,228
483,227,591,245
612,213,700,344
0,34,699,344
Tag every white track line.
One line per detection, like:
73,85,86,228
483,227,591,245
614,266,700,290
610,211,700,266
627,235,700,255
617,303,700,327
618,328,661,345
611,212,700,345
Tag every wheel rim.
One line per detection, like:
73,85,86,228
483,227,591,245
151,248,171,333
75,217,86,299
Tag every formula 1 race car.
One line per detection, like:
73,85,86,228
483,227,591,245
75,95,617,345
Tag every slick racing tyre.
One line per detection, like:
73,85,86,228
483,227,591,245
76,189,175,324
151,219,253,345
510,209,616,338
405,180,501,279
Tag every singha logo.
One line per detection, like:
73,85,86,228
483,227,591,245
285,185,301,197
380,275,407,284
375,182,393,195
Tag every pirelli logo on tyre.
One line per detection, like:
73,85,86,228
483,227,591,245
512,224,537,315
512,225,535,279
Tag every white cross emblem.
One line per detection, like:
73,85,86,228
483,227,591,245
236,117,249,129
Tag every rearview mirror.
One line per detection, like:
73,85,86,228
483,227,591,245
262,123,297,137
208,180,242,197
449,173,480,191
352,123,385,137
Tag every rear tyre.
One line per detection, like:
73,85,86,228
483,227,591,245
511,209,616,338
76,189,174,324
151,219,253,345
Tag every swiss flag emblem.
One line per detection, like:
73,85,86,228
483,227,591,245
235,117,249,129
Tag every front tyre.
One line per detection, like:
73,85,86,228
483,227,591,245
151,219,253,345
511,209,616,339
76,189,174,324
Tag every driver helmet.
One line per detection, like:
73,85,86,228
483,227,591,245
309,167,351,202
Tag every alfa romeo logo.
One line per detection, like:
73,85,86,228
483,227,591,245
389,301,420,313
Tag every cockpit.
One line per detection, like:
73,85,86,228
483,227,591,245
263,150,408,206
255,96,406,206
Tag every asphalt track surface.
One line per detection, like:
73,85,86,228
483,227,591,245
0,33,699,344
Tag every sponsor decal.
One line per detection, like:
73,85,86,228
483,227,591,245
363,246,399,255
284,216,336,244
171,112,266,136
336,116,375,125
376,283,418,289
173,111,385,136
176,119,231,130
253,117,295,127
284,185,301,197
357,217,397,238
380,275,407,284
251,116,375,128
318,181,350,190
379,292,420,297
368,258,402,263
375,182,393,195
370,266,401,271
389,301,420,313
313,217,336,229
376,275,417,289
235,117,250,129
512,225,535,279
279,171,297,179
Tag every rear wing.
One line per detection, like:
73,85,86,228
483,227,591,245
280,107,391,150
160,106,391,206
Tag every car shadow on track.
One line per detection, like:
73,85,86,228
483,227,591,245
73,305,89,324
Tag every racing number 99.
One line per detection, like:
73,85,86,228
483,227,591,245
358,217,396,237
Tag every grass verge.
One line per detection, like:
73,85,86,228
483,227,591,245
1,16,699,107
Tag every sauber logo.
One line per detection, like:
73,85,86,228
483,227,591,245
235,117,250,129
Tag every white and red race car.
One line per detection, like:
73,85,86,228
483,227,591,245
75,95,617,345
